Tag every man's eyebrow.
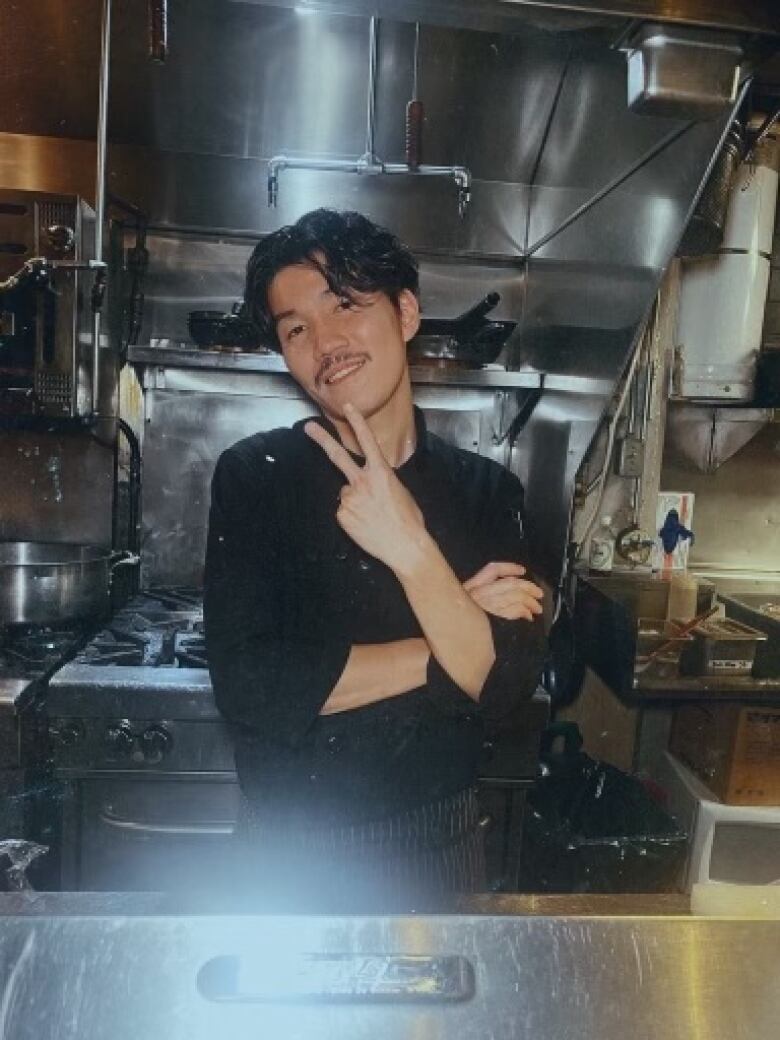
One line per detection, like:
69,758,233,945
272,287,342,324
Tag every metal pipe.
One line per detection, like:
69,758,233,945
92,0,113,416
267,157,471,212
266,16,471,216
362,15,379,165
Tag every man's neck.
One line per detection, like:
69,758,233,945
330,382,416,468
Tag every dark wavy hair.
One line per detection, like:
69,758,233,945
244,209,419,352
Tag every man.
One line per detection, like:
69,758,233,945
204,209,546,909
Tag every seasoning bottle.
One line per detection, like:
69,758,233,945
589,516,615,574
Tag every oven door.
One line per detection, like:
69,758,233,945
62,776,241,891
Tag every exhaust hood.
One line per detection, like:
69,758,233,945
227,0,780,38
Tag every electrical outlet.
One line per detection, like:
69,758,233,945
615,435,644,477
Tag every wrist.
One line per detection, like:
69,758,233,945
391,529,441,583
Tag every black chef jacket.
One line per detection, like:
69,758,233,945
204,407,546,827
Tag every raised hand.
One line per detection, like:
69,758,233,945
464,561,544,621
305,403,428,575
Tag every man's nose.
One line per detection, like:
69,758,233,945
312,319,349,361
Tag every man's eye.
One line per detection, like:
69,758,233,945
286,324,305,341
336,298,354,312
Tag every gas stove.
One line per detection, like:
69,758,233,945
44,588,547,892
44,589,238,891
46,588,223,776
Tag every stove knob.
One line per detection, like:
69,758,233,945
49,721,84,747
141,725,172,764
104,722,136,758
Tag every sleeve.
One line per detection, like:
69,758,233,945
203,444,351,747
425,465,548,722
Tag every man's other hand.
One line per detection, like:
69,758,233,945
305,403,427,573
464,562,544,621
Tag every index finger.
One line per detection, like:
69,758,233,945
304,421,362,484
343,403,386,467
463,561,526,592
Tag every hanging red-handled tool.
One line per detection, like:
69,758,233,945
405,23,423,170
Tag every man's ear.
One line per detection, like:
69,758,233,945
398,289,421,343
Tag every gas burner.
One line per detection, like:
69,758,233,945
175,633,207,669
142,587,203,612
69,590,207,670
79,635,146,667
0,626,86,680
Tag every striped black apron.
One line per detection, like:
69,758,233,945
232,787,486,911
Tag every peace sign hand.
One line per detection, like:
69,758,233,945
305,404,428,575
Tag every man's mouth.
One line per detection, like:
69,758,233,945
317,355,368,387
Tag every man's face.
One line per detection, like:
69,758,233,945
268,261,420,423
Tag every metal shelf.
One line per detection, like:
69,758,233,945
126,344,614,393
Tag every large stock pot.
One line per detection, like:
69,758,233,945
0,542,139,626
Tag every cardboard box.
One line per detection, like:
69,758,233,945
670,704,780,806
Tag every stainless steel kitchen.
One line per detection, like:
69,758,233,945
1,0,780,1036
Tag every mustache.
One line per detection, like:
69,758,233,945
315,351,370,387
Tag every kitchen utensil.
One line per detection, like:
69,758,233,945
633,618,695,680
0,542,139,625
680,615,768,677
720,591,780,677
405,22,423,169
408,292,516,368
188,303,264,351
636,605,719,672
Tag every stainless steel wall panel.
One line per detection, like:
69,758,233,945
138,380,514,585
132,241,529,355
518,260,657,332
139,389,316,586
110,2,371,160
0,0,101,140
530,49,684,193
0,434,114,547
512,388,609,582
107,145,533,250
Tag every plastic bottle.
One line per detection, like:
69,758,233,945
666,573,698,622
589,516,615,574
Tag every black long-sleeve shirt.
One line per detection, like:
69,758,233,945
204,407,546,826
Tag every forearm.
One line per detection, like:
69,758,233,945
396,533,495,701
320,638,430,715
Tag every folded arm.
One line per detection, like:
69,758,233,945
204,445,433,742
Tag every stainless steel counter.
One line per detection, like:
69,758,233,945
0,892,777,1040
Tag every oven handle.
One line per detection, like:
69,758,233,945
98,812,234,837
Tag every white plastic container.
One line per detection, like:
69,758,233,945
655,751,780,891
